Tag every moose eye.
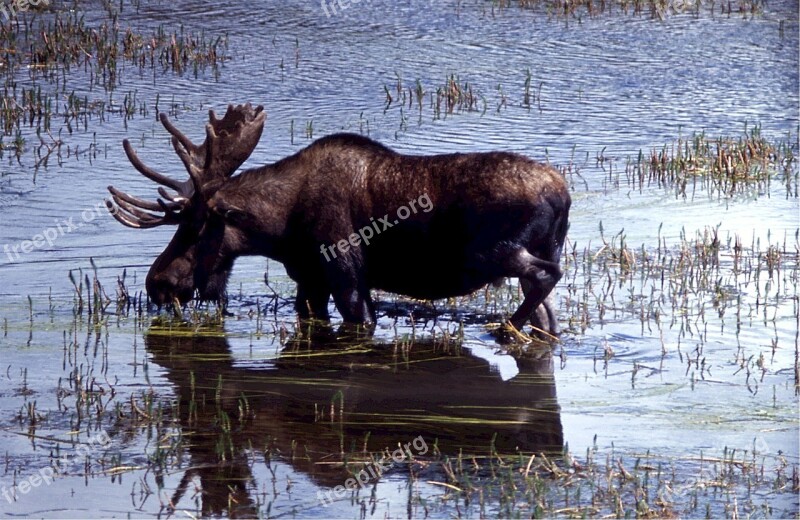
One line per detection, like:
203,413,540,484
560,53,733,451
211,203,250,227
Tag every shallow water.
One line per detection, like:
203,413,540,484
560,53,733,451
0,0,798,517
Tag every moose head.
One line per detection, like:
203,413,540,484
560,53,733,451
106,104,266,306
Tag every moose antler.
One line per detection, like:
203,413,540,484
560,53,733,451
168,103,266,185
106,103,266,229
105,139,193,229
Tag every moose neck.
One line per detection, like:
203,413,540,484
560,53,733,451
214,164,304,262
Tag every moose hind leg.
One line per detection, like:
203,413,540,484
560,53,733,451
505,248,562,332
521,279,559,335
324,246,376,324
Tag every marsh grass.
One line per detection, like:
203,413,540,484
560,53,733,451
490,0,766,20
1,227,798,516
0,9,227,164
564,223,799,336
618,126,799,199
383,70,545,132
400,442,798,518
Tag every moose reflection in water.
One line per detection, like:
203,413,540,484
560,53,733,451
145,330,563,516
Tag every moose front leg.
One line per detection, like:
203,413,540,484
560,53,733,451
331,285,375,323
324,256,376,324
295,284,331,321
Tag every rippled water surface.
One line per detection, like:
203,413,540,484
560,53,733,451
0,0,797,517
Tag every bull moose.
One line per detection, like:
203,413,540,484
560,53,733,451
107,103,570,334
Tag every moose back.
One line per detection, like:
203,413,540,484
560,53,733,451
107,104,571,334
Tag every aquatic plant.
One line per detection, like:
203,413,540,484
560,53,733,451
621,126,799,198
0,8,228,164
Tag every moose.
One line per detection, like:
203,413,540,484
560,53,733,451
107,103,570,335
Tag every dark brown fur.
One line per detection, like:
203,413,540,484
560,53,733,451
108,104,571,334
